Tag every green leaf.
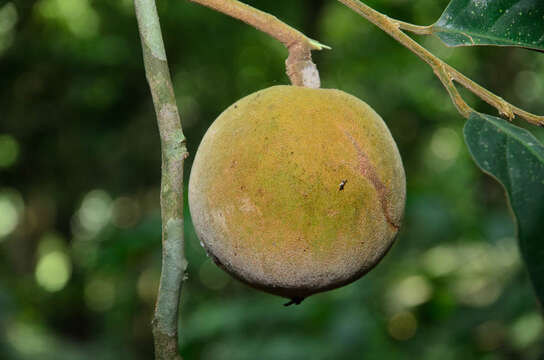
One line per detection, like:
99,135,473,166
433,0,544,51
463,112,544,305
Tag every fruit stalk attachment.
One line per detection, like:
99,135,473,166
134,0,188,359
188,0,330,88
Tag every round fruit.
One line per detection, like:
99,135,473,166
189,85,405,301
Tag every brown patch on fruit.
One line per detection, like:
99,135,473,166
342,130,400,230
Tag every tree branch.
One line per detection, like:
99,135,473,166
188,0,330,88
337,0,544,127
134,0,188,359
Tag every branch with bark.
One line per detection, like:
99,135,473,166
134,0,188,359
188,0,330,88
336,0,544,127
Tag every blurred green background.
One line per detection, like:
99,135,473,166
1,0,544,359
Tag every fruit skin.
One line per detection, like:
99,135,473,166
189,85,405,300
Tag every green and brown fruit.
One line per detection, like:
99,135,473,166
189,85,405,301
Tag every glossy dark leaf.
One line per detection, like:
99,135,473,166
464,112,544,304
433,0,544,51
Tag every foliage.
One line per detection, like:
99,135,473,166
464,112,544,306
433,0,544,51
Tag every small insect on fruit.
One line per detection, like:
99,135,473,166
189,85,405,303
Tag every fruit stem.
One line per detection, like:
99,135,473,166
134,0,188,359
284,297,305,306
336,0,544,126
188,0,330,88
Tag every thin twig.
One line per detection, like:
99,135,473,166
337,0,544,126
188,0,330,88
395,20,433,35
433,62,472,118
134,0,188,359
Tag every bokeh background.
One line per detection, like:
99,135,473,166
1,0,544,359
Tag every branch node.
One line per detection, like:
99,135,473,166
497,99,515,120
